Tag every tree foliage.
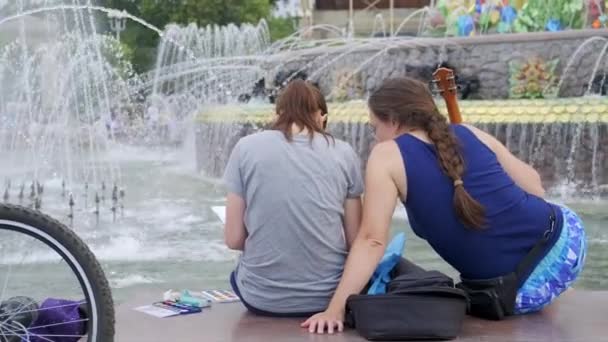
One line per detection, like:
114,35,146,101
98,0,292,73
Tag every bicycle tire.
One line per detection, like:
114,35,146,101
0,204,114,342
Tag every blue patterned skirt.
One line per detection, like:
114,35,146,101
515,205,587,314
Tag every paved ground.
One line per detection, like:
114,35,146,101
115,290,608,342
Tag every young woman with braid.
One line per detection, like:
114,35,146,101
302,77,587,334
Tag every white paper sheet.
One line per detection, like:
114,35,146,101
134,305,181,318
211,206,226,224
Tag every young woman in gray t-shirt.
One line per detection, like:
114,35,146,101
222,80,364,316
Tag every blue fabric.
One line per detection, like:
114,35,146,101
367,233,406,295
395,125,562,280
515,205,587,314
27,299,86,342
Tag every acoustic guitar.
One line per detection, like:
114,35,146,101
432,67,463,124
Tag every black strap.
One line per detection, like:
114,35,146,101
515,205,557,280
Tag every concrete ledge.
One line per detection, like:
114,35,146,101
116,290,608,342
269,29,608,58
196,97,608,124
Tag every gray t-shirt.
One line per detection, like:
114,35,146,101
223,130,364,313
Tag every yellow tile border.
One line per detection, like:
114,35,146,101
196,98,608,124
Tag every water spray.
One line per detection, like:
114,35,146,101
101,181,106,203
119,187,125,217
18,183,24,204
29,181,36,207
94,192,100,224
36,181,43,196
111,184,118,222
68,193,75,226
2,179,9,203
84,182,89,208
34,196,42,211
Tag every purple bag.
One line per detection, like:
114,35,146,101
27,299,87,342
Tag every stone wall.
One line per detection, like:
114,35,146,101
265,29,608,100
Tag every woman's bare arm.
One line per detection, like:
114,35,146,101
343,197,362,249
224,193,248,250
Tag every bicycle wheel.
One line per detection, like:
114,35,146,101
0,204,114,342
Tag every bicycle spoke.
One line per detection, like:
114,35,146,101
1,320,55,342
1,319,88,341
28,317,89,330
0,257,15,307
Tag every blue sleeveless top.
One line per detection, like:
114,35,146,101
396,125,562,280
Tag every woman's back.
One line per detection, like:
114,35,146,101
223,130,363,313
397,124,561,280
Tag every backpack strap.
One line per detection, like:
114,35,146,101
515,205,558,281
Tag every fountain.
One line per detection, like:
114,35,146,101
0,0,605,298
0,1,137,222
1,2,605,206
179,23,608,197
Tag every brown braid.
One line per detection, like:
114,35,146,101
368,77,486,229
425,113,485,229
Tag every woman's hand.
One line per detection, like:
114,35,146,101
301,307,345,334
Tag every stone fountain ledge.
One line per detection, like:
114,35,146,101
267,29,608,58
195,98,608,191
196,97,608,124
261,29,608,100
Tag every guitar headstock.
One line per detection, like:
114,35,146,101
431,67,463,124
432,67,458,101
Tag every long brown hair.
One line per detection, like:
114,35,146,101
368,77,485,229
310,85,328,129
273,79,330,141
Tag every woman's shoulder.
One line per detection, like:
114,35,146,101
237,130,283,146
370,140,402,160
330,137,353,150
327,137,360,158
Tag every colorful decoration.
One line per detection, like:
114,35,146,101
425,0,589,36
497,5,518,32
514,0,584,33
587,0,607,28
509,57,560,99
490,8,502,24
501,5,518,24
458,15,476,36
545,18,563,31
429,8,446,29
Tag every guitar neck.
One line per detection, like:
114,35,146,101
445,98,463,124
432,67,464,124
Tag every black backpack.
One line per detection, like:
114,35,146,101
345,259,467,341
